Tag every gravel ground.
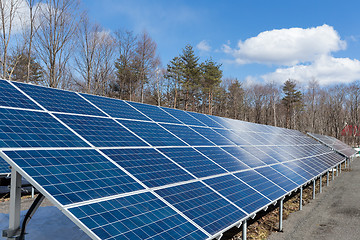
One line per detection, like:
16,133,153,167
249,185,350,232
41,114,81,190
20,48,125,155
268,158,360,240
0,195,53,213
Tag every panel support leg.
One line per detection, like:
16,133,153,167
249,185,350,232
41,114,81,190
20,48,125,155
326,171,329,186
339,163,342,174
279,198,283,232
332,167,335,180
313,179,316,199
336,165,339,176
4,169,22,240
319,176,322,193
299,186,303,211
344,159,347,169
242,219,247,240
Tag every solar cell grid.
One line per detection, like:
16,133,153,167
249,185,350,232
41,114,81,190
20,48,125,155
0,80,41,110
222,146,266,168
186,111,224,128
195,147,249,172
160,107,206,127
119,120,187,147
127,101,182,124
160,124,214,146
14,82,106,116
270,164,307,186
158,147,226,178
234,170,287,201
0,108,89,148
213,129,250,145
239,146,279,165
101,148,194,188
69,192,208,240
254,166,298,192
55,114,147,147
191,126,235,145
3,149,144,205
80,93,150,121
204,174,271,214
156,181,246,235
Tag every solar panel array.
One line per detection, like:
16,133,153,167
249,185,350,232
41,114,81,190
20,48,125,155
307,132,356,158
0,79,347,240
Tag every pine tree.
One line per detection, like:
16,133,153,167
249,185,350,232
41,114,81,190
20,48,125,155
282,79,303,128
201,58,222,114
9,52,43,84
180,44,200,110
165,56,184,108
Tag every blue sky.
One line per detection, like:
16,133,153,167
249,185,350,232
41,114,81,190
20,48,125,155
82,0,360,86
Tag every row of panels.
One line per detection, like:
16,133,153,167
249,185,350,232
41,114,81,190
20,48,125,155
308,133,356,157
0,79,302,135
2,147,345,239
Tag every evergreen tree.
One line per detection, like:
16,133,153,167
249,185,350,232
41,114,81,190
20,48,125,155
180,44,200,110
9,52,43,84
200,58,222,114
282,79,303,128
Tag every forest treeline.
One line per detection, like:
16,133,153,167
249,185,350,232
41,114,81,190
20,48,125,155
1,0,359,146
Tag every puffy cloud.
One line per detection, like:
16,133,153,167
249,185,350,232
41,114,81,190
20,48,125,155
196,40,211,52
223,24,346,65
262,55,360,85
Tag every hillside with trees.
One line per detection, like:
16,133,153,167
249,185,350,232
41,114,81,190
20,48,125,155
1,0,358,146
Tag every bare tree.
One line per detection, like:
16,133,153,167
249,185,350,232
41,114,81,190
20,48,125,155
0,0,22,79
135,31,159,103
36,0,79,88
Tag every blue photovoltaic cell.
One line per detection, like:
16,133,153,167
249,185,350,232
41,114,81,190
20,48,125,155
160,107,206,126
239,146,279,165
0,108,89,148
213,129,250,145
14,82,106,116
301,157,326,174
234,131,263,145
55,114,147,147
127,101,182,124
158,147,226,178
69,192,207,240
270,164,307,186
204,175,271,214
282,160,315,179
195,147,249,172
81,94,150,121
186,111,224,128
3,149,144,205
259,146,293,162
119,120,186,147
254,166,298,192
222,147,266,168
156,181,246,235
234,170,286,201
191,126,235,145
160,124,214,146
101,148,194,188
0,80,41,110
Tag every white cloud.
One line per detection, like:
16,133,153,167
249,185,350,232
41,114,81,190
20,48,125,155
262,55,360,85
196,40,211,52
224,24,346,65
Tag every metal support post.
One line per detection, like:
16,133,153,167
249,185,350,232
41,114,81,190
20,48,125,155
242,219,247,240
319,176,322,193
313,179,316,199
344,159,347,169
339,163,342,174
326,171,329,186
4,169,22,240
299,186,303,211
279,198,283,232
332,167,335,180
31,187,34,198
336,165,339,176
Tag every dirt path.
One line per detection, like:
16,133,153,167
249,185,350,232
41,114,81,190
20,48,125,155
268,158,360,240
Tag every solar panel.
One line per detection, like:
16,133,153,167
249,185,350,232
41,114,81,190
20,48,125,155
155,181,246,235
55,114,147,147
308,132,356,157
0,79,349,240
14,82,106,116
0,80,41,110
